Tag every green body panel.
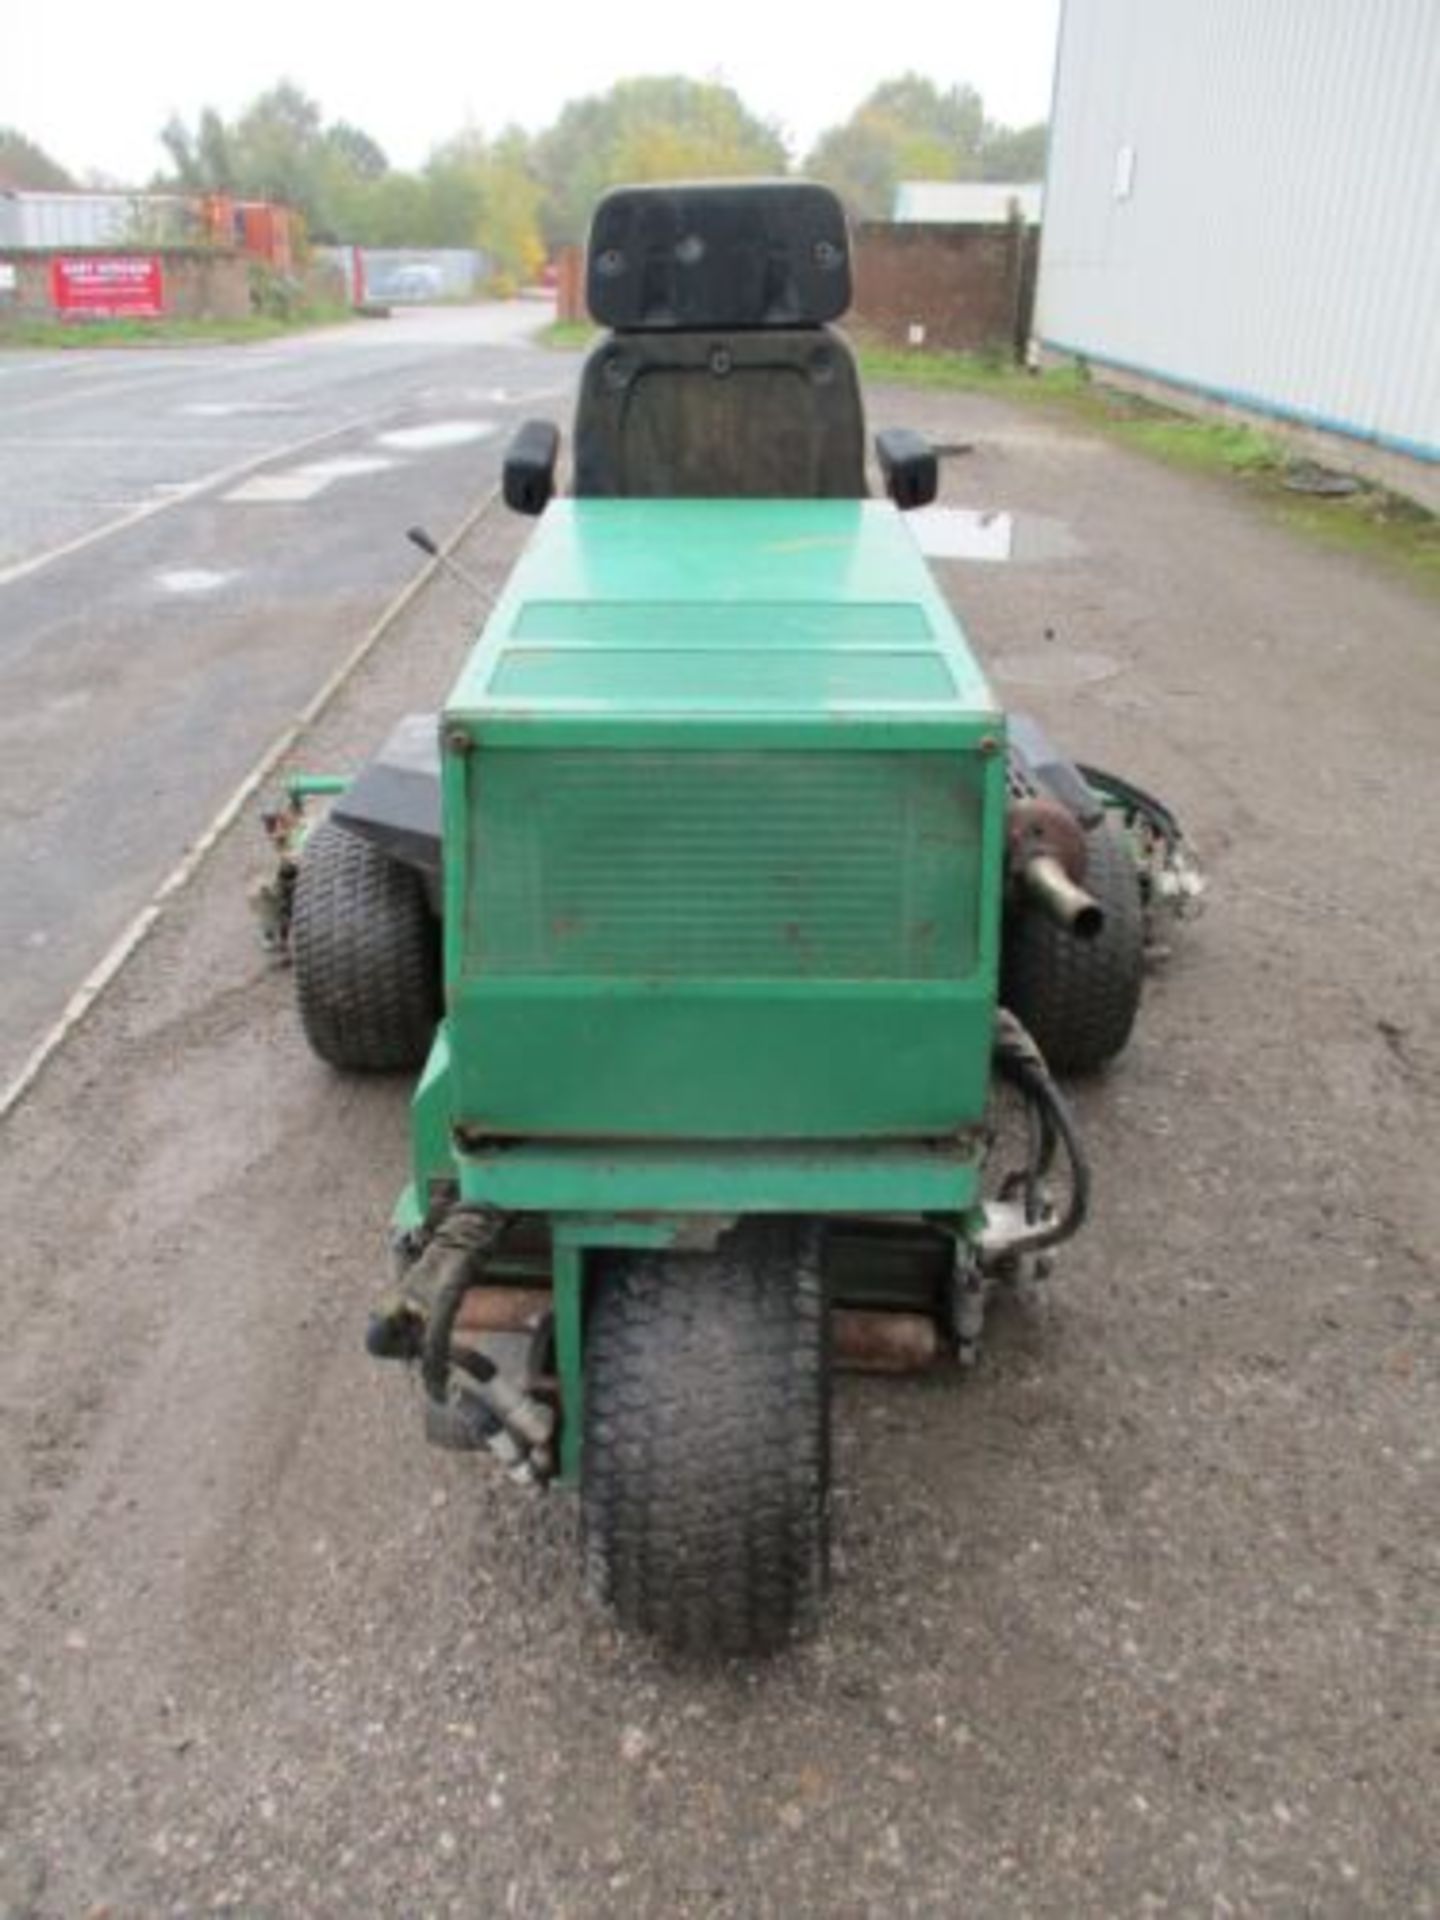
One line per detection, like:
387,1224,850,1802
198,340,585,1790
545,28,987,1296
456,1137,980,1214
467,748,985,979
397,1030,458,1233
397,1035,984,1484
397,1028,982,1222
447,499,995,721
439,499,1005,1145
450,979,993,1138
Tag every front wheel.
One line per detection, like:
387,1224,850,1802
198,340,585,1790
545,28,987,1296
582,1219,829,1658
1002,813,1145,1075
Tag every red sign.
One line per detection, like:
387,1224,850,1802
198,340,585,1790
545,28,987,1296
51,256,164,318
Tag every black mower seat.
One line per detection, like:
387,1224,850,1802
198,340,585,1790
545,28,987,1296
573,328,865,499
573,180,866,502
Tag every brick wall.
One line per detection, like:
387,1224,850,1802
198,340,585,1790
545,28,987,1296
0,248,251,322
850,220,1038,357
553,222,1039,358
554,245,585,326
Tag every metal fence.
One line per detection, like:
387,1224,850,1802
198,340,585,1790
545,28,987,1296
317,247,488,303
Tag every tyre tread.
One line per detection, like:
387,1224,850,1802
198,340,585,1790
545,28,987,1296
292,818,438,1072
1002,815,1145,1075
582,1221,828,1657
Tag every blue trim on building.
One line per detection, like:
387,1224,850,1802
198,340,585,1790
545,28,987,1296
1038,338,1440,467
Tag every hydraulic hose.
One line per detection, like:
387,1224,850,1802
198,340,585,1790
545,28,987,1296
1077,763,1184,848
992,1010,1091,1255
417,1209,512,1403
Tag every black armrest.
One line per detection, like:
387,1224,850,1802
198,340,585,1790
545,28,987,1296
504,419,560,516
875,427,938,511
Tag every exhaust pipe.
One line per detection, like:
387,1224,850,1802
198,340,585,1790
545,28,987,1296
1023,854,1104,940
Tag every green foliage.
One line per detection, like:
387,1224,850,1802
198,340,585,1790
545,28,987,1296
804,120,902,223
231,82,325,210
805,74,1045,219
475,132,546,289
979,122,1048,181
534,78,788,246
856,348,1438,592
160,107,236,192
247,262,305,319
806,74,984,218
855,345,1059,394
539,320,602,350
0,126,76,190
326,121,388,180
153,86,545,277
147,69,1041,277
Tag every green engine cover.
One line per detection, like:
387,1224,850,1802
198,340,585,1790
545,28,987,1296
440,498,1004,1142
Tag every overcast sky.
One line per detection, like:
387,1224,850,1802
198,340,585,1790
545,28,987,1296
6,0,1061,184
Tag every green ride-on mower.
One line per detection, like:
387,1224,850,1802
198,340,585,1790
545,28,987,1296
259,183,1202,1656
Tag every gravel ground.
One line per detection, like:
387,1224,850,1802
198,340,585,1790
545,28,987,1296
1,386,1436,1918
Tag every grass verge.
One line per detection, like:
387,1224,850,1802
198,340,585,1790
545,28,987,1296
861,347,1437,592
0,306,354,350
520,326,1439,591
537,319,599,351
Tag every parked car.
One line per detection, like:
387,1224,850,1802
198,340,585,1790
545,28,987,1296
386,264,445,302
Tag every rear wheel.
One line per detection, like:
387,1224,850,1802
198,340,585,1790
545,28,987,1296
1002,814,1144,1074
582,1219,829,1657
291,817,439,1072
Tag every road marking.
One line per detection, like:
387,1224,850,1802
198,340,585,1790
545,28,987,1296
0,487,501,1125
377,420,496,451
224,453,396,503
224,473,335,504
501,385,571,404
182,401,302,417
154,568,235,594
0,410,399,592
909,508,1015,562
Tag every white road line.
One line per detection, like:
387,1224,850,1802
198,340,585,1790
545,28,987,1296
0,486,501,1125
154,569,235,595
377,420,497,451
224,454,396,504
182,401,302,417
0,409,397,592
223,473,335,504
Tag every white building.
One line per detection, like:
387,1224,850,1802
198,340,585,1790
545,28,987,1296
1035,0,1440,505
893,181,1043,225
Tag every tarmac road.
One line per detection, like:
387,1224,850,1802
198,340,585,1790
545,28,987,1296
0,378,1436,1918
0,301,564,1089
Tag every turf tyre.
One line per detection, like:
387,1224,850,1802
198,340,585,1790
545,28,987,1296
582,1219,829,1658
1002,814,1144,1075
291,817,439,1072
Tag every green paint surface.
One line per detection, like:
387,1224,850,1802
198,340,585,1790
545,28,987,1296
457,1140,980,1214
449,499,998,723
439,496,1004,1146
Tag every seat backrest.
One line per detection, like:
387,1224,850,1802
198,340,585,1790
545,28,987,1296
574,326,865,499
572,181,867,501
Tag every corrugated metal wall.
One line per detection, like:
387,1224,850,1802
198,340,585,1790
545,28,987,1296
0,193,193,250
1035,0,1440,462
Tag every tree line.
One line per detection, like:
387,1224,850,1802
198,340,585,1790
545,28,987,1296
5,76,1046,288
